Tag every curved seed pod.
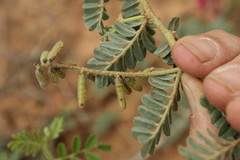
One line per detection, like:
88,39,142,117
47,41,64,63
40,50,49,64
48,69,59,84
77,72,86,108
125,77,142,92
123,83,132,95
115,76,126,111
35,69,48,88
51,68,65,79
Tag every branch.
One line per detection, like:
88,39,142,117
36,63,180,78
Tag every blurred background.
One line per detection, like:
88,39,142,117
1,0,240,159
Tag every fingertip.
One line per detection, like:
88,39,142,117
172,42,207,78
172,30,240,79
226,98,240,132
203,77,232,110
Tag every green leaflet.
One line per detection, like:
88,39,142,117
57,143,67,158
82,0,109,34
87,58,109,70
114,22,136,37
142,94,166,111
121,0,139,11
72,136,81,154
134,116,157,130
108,33,129,46
94,48,115,61
122,8,141,19
132,127,153,143
133,68,180,158
124,47,136,69
141,30,156,53
148,77,173,90
138,105,161,121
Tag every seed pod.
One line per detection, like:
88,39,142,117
123,83,132,95
47,41,64,63
35,69,48,88
77,72,86,108
115,76,126,111
40,50,49,64
124,77,142,92
48,69,59,84
51,68,65,79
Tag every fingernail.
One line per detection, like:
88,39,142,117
181,36,219,62
209,64,240,94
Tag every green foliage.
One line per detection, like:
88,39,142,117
82,0,110,35
179,130,240,160
200,96,240,140
8,117,111,160
132,69,181,157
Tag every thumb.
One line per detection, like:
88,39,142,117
181,73,218,138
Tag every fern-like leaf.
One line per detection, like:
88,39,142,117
8,130,44,157
82,0,110,35
200,96,240,140
132,68,181,157
179,129,240,160
87,20,152,88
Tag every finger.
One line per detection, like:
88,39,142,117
172,30,240,78
203,55,240,110
181,73,218,138
226,98,240,131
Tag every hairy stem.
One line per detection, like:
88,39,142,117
139,0,176,48
37,63,180,78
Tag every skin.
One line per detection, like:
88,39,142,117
172,30,240,134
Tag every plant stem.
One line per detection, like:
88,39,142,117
37,63,180,78
139,0,176,48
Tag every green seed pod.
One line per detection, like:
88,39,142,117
40,50,49,64
48,69,59,84
124,77,142,92
35,69,48,88
123,83,132,95
47,41,64,63
115,76,126,111
77,72,86,108
51,68,65,79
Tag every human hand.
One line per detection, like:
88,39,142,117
172,30,240,134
